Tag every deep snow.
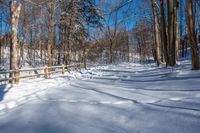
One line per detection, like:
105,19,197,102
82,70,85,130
0,61,200,133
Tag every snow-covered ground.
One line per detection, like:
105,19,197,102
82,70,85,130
0,61,200,133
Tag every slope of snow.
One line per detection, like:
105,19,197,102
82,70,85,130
0,61,200,133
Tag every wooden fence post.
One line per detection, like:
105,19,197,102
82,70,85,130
48,67,52,76
15,68,20,84
62,64,65,75
72,65,75,71
10,71,15,84
44,67,48,78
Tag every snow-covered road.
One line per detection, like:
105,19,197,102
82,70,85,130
0,62,200,133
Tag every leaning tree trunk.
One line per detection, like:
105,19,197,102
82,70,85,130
10,1,21,81
186,0,199,70
152,0,162,66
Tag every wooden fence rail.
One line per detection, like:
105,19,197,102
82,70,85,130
0,63,83,84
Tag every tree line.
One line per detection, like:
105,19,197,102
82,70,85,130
133,0,200,69
0,0,200,72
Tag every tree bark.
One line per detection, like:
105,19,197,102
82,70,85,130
152,0,162,65
33,10,37,66
29,22,33,65
9,1,21,83
174,0,179,62
160,0,169,65
0,13,2,65
41,11,45,66
186,0,199,70
179,0,185,58
20,0,25,67
109,40,113,63
168,0,176,66
47,0,53,66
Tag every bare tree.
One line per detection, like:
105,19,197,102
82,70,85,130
20,0,25,67
9,1,21,82
168,0,176,66
47,0,54,67
151,0,162,65
186,0,199,70
160,0,169,65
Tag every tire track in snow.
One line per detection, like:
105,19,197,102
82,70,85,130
69,82,200,113
148,103,200,112
36,98,133,105
69,83,139,104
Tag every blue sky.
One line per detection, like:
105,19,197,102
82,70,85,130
96,0,153,30
1,0,199,37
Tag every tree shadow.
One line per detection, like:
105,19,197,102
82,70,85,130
0,84,12,102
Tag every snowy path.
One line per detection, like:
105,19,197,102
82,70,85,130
0,63,200,133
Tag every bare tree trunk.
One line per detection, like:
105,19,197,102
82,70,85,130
52,26,56,66
174,0,179,62
33,11,37,66
126,32,130,62
179,0,185,58
160,0,169,65
9,1,21,83
41,11,45,66
83,46,87,69
186,0,199,70
168,0,176,66
198,8,200,44
47,0,54,66
20,0,25,67
152,0,162,65
109,41,113,63
0,13,2,65
58,46,61,65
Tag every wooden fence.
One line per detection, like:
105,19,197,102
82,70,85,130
0,64,83,84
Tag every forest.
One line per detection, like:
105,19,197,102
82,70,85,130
0,0,199,72
0,1,200,133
